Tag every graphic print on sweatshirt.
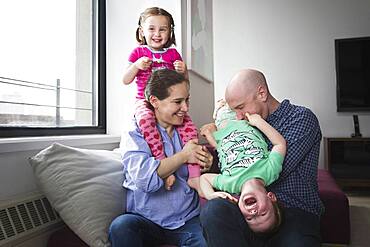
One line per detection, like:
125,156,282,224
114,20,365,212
219,129,265,175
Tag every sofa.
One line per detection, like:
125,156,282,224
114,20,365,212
29,143,350,246
48,172,351,247
318,169,350,244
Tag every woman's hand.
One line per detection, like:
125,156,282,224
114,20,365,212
183,139,213,171
200,145,213,173
134,56,152,70
157,140,212,179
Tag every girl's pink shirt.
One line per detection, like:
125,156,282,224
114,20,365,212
128,45,182,99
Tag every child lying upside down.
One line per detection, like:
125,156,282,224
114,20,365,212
200,101,286,233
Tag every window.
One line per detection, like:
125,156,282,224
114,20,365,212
0,0,106,137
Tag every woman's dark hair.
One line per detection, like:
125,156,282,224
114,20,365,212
144,69,188,110
136,7,176,48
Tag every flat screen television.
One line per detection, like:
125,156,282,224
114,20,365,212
335,36,370,112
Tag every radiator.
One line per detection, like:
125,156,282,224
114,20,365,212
0,193,62,246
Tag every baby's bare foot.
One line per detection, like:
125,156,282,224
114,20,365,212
165,174,176,190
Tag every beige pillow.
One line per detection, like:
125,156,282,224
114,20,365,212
29,143,125,247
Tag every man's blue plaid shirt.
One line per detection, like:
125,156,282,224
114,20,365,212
266,100,324,216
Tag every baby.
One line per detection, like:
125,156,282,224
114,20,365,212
200,102,286,233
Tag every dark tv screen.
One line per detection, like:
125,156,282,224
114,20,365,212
335,37,370,112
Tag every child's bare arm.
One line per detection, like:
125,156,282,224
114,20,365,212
122,57,152,84
200,173,218,199
246,113,286,157
200,123,218,148
200,174,238,203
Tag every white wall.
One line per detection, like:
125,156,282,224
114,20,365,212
0,137,119,201
2,1,370,244
106,0,214,135
107,0,179,135
213,0,370,167
0,2,213,245
5,0,369,208
0,0,213,204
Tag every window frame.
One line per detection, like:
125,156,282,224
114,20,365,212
0,0,106,138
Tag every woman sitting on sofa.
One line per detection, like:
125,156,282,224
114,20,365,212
109,69,213,247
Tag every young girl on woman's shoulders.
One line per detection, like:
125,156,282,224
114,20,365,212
122,7,201,195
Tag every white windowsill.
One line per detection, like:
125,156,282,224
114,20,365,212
0,134,121,154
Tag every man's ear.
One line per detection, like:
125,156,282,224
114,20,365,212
149,95,159,109
267,191,277,202
257,85,268,102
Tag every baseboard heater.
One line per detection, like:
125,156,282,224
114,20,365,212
0,193,62,246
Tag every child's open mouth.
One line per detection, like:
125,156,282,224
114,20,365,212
244,197,257,210
245,197,256,205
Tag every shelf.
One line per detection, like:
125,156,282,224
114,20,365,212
324,137,370,188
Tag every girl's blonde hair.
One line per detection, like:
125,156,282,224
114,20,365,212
136,7,176,48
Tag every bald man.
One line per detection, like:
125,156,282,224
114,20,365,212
200,69,323,246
